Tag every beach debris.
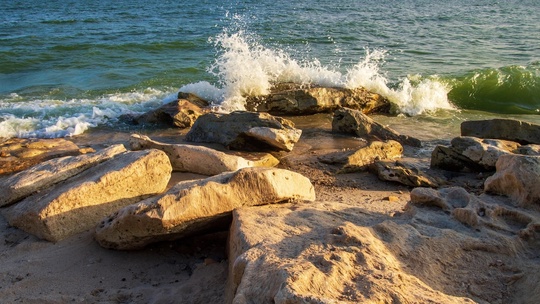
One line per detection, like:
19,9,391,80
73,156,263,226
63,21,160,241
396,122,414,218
94,167,315,250
0,138,94,175
431,136,540,172
337,140,403,173
244,82,391,115
185,111,302,152
370,160,440,188
134,92,210,128
129,134,279,175
0,144,126,207
331,107,421,147
484,154,540,208
461,119,540,145
3,149,172,242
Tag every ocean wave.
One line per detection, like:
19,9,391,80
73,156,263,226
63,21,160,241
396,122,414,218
0,89,176,138
447,63,540,114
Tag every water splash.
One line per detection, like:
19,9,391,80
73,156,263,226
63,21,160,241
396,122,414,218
180,27,454,115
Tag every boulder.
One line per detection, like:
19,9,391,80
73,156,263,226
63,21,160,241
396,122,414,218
2,149,172,242
370,160,440,188
461,119,540,144
0,144,126,207
431,136,540,172
332,107,421,147
338,140,403,173
484,154,540,209
135,92,210,128
95,167,315,250
129,134,279,175
245,82,391,115
185,111,302,152
0,138,94,175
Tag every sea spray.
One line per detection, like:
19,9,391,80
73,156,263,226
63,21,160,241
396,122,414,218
180,28,454,116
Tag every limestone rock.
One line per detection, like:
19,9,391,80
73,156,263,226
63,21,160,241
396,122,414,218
129,134,279,175
409,186,537,234
95,167,315,250
484,154,540,208
245,82,391,115
227,202,479,303
461,119,540,144
431,136,540,172
371,160,440,187
185,111,301,152
332,107,421,147
3,149,172,242
338,140,403,173
135,92,210,128
0,138,93,175
0,144,127,207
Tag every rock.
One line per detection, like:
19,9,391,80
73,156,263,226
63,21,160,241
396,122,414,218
484,154,540,209
338,140,403,173
332,107,421,147
371,160,440,187
227,202,479,303
2,149,172,242
409,186,537,233
461,119,540,144
0,138,94,175
185,111,302,152
135,92,210,128
245,82,391,115
95,167,315,250
0,144,127,207
431,136,540,172
129,134,279,175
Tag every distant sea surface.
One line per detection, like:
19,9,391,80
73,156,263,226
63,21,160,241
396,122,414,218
1,0,539,139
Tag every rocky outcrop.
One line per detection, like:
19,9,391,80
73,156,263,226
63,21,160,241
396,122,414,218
338,140,403,173
484,155,540,209
3,149,172,242
185,111,302,152
461,119,540,144
245,83,391,115
0,138,94,175
0,144,126,207
410,187,538,233
431,136,540,172
95,167,315,250
332,107,421,147
129,134,279,175
370,160,440,187
135,92,210,128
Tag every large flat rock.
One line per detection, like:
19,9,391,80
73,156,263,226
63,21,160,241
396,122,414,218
95,167,315,250
461,119,540,144
0,144,127,207
227,197,540,303
3,149,172,242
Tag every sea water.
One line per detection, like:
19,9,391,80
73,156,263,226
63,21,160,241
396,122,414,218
1,0,539,139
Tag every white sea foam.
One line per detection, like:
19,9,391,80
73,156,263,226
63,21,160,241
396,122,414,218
0,88,173,138
180,28,455,115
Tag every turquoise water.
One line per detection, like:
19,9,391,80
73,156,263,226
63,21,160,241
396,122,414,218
1,0,539,138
